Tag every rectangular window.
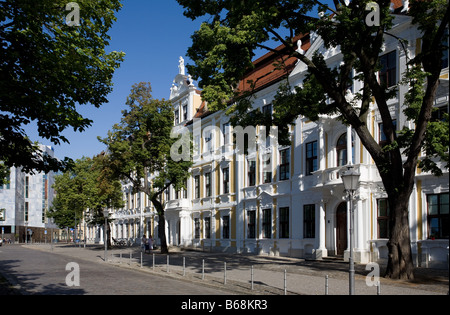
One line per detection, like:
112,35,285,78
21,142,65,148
262,104,272,117
279,207,289,238
194,218,201,239
0,172,10,190
303,204,315,238
194,175,200,199
222,167,230,194
25,176,29,198
377,199,390,239
379,120,397,147
183,105,188,121
247,210,256,239
223,122,231,145
205,172,211,197
165,188,170,202
248,160,256,186
25,202,29,222
427,193,449,239
305,141,318,176
279,149,290,181
262,209,272,239
263,157,272,183
174,109,179,125
204,217,211,239
222,215,230,239
379,50,397,88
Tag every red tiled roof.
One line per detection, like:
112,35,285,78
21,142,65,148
237,34,310,94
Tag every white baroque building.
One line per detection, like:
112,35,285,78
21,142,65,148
110,8,449,268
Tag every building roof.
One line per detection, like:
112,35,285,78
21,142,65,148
237,34,310,94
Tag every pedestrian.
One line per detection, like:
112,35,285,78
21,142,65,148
141,235,147,253
148,235,153,254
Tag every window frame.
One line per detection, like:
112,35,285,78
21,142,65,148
305,141,318,176
222,167,230,194
279,148,290,181
379,50,397,88
205,172,211,197
222,215,230,239
279,207,290,239
262,208,272,239
427,193,449,239
303,204,315,239
247,210,256,239
377,198,390,239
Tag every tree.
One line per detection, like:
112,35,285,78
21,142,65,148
177,0,449,279
0,0,125,181
48,155,124,247
100,82,193,254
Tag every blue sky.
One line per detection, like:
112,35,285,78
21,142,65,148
24,0,331,162
25,0,204,161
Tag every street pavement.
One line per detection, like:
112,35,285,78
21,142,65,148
0,245,229,295
1,243,448,295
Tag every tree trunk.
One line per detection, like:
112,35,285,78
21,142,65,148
384,194,415,280
158,212,169,254
151,197,169,254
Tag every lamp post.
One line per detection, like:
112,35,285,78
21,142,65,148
103,209,109,262
340,165,360,295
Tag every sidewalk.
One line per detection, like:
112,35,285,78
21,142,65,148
23,243,448,295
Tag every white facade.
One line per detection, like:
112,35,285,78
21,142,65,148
0,144,58,242
111,14,449,268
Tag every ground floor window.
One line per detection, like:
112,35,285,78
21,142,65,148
204,217,211,239
194,218,200,239
247,210,256,238
222,215,230,239
377,198,390,239
303,204,315,238
262,209,271,239
279,207,289,238
427,193,449,239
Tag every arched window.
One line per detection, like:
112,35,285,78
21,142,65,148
336,133,354,166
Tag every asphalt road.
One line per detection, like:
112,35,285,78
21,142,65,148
0,245,230,295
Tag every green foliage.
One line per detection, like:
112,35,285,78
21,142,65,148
48,156,124,229
0,0,125,177
99,82,193,205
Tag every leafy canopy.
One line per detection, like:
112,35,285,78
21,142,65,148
0,0,125,177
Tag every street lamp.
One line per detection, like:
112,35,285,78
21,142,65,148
103,209,110,262
340,165,360,295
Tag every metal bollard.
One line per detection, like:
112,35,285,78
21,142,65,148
325,275,329,295
183,257,186,276
251,265,254,290
167,255,170,272
284,270,287,295
202,259,205,280
377,281,381,295
120,252,122,264
140,251,143,268
224,262,227,285
152,253,155,271
129,251,132,265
